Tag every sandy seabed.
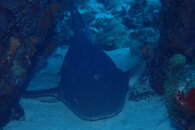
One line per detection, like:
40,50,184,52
5,47,175,130
5,95,175,130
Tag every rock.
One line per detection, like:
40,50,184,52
164,64,195,129
0,0,66,128
169,54,186,68
75,0,160,50
129,27,160,44
94,19,130,50
149,0,195,96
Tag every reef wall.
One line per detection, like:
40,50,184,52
150,0,195,94
150,0,195,129
0,0,66,127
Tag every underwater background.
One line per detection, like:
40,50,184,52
0,0,194,129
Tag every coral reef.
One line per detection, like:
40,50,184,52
149,0,195,129
0,85,23,127
150,0,195,94
0,0,66,128
94,19,130,50
0,0,193,129
169,54,186,68
73,0,160,51
164,54,195,129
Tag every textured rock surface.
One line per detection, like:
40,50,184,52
149,0,195,129
75,0,160,50
0,0,65,127
150,0,195,94
164,56,195,129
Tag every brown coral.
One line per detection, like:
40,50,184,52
49,2,62,14
7,37,21,56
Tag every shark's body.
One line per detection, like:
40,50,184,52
23,4,130,120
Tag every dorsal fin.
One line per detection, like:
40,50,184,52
70,3,92,42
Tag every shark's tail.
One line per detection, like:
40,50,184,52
21,87,59,98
